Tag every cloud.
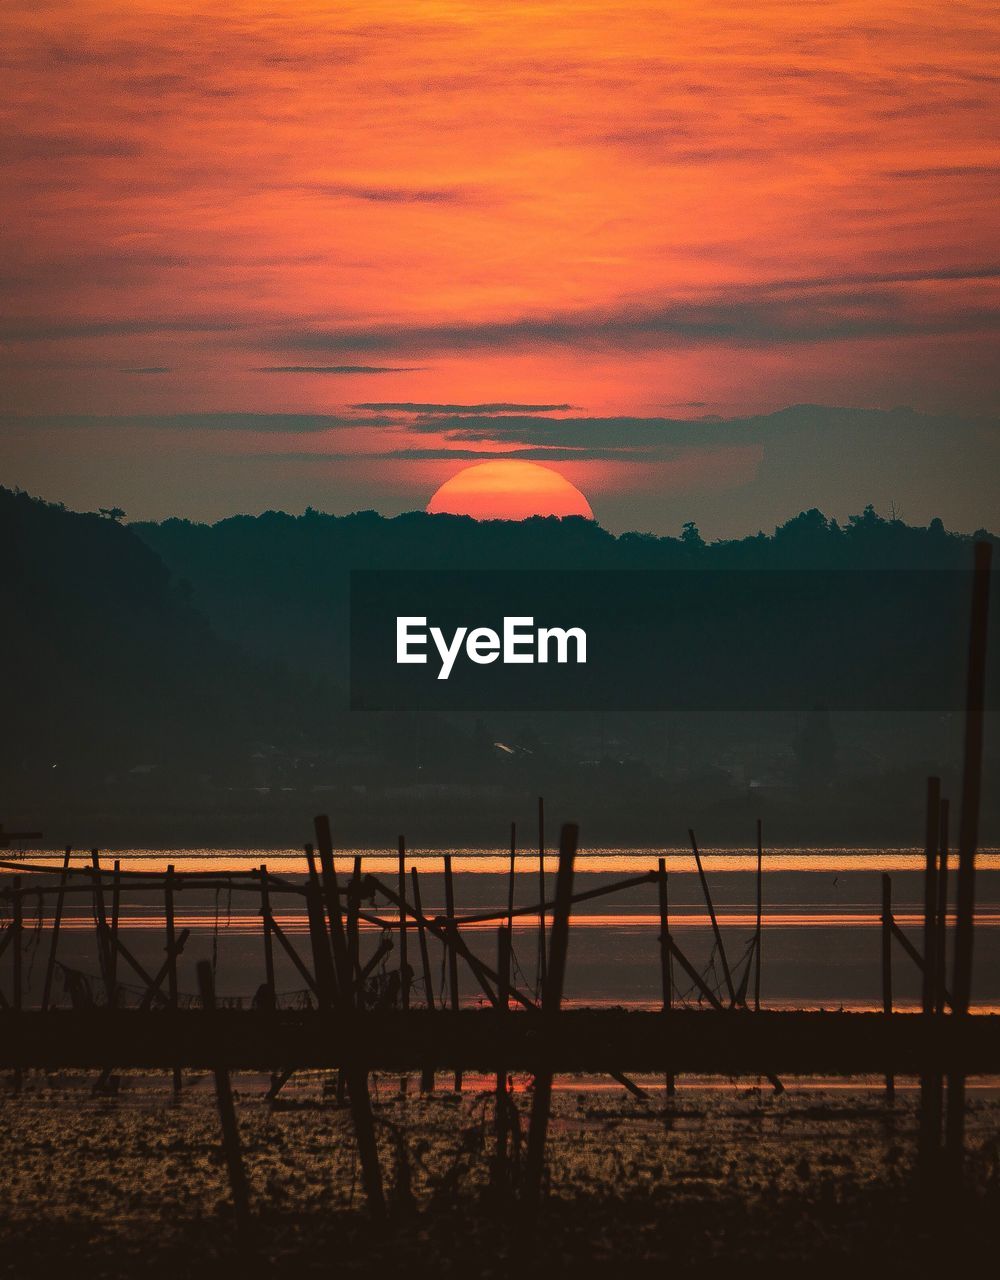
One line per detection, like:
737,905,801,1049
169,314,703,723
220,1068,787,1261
0,412,392,433
257,365,424,374
391,404,997,466
352,402,572,413
252,446,640,462
0,132,142,162
885,164,1000,180
0,317,247,342
274,272,1000,358
405,413,745,453
279,181,469,204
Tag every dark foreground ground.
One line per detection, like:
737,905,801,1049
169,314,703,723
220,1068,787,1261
1,1074,998,1278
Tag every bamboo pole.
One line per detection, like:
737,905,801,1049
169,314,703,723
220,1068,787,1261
367,875,498,1007
267,913,319,997
259,865,276,1010
110,860,121,1000
11,877,21,1013
935,799,950,1017
41,846,71,1012
397,837,409,1011
443,853,462,1091
348,854,362,996
304,880,336,1002
165,863,182,1096
313,817,354,1009
397,837,409,1095
313,816,386,1220
89,851,114,1005
0,860,305,889
919,778,942,1166
688,829,735,1004
507,822,516,936
137,931,190,1008
921,779,941,1015
524,822,577,1215
411,866,435,1094
495,923,511,1188
537,796,547,997
449,871,657,927
754,819,763,1013
260,863,278,1095
196,961,250,1227
11,876,22,1091
881,872,894,1100
657,858,675,1097
947,540,992,1170
305,872,342,1102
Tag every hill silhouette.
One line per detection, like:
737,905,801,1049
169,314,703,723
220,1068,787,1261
1,487,345,840
133,504,994,683
3,487,997,845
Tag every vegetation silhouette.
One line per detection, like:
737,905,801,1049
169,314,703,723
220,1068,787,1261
3,486,996,844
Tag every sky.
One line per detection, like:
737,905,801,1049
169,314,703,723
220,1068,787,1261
1,0,998,536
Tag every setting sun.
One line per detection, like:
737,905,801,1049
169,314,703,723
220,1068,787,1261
426,460,594,521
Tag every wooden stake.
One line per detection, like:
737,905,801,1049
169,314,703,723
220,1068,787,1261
537,796,547,996
411,866,436,1094
312,817,353,1008
935,799,950,1016
41,846,71,1013
197,960,250,1227
89,851,114,1005
881,872,894,1100
304,881,336,1004
165,863,182,1096
11,877,22,1017
507,821,516,935
495,924,511,1186
947,541,991,1170
952,540,992,1015
348,854,362,997
11,876,23,1090
443,853,462,1091
110,860,121,1000
137,928,190,1011
260,864,278,1094
397,837,409,1011
919,778,942,1166
267,913,319,998
754,819,763,1013
259,865,276,1009
524,822,577,1214
657,858,675,1097
312,816,386,1220
688,829,735,1004
921,779,941,1015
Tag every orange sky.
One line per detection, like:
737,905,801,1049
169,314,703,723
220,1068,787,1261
1,1,997,529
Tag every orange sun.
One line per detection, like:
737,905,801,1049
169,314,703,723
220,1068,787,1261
426,460,594,521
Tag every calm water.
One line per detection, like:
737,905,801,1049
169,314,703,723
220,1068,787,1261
3,849,999,1012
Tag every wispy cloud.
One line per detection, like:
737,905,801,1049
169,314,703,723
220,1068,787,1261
0,317,248,342
352,402,572,413
257,365,423,374
251,446,641,462
0,131,142,161
279,181,470,204
0,413,392,433
275,282,1000,357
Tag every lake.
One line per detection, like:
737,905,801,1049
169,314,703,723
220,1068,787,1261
4,848,999,1013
